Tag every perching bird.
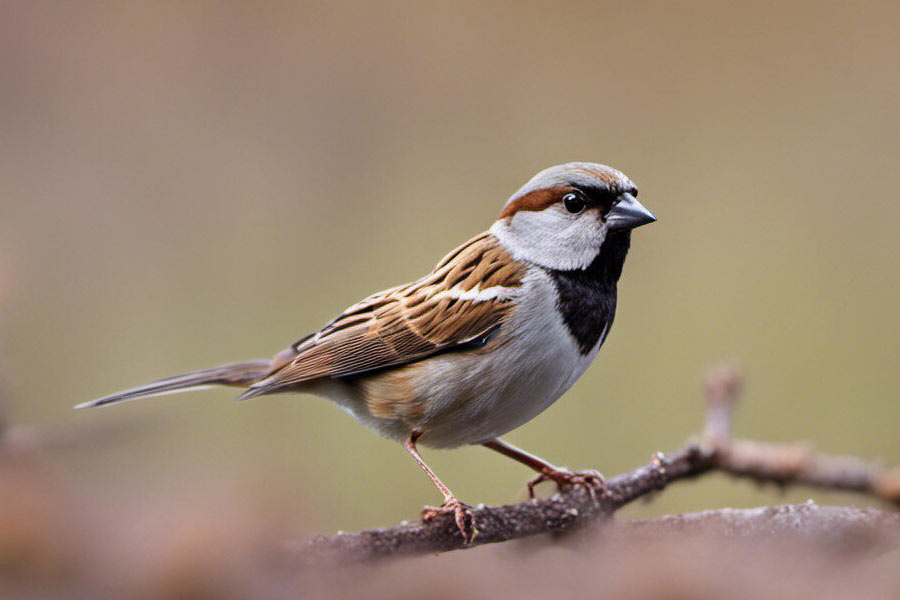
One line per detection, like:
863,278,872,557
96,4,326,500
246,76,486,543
77,162,656,542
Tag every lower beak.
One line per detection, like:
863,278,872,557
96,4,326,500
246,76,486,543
605,193,656,230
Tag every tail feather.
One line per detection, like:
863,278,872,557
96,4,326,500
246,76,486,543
75,360,272,409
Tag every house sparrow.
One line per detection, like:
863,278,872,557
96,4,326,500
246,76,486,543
77,162,655,542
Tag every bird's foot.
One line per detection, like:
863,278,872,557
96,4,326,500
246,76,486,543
421,497,476,544
527,467,606,502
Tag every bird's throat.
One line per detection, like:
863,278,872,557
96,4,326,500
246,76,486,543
544,231,631,354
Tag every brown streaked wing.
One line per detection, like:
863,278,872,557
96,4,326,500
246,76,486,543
251,232,526,390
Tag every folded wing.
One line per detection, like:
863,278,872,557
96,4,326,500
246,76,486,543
238,232,526,400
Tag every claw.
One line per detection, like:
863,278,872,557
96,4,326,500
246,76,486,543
527,468,606,502
421,498,476,544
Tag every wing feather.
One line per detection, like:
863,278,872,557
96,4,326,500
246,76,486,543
245,232,526,396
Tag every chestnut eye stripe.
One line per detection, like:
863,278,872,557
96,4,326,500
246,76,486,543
500,183,637,219
498,185,571,218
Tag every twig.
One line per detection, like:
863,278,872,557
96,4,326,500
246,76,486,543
287,365,899,565
701,364,900,503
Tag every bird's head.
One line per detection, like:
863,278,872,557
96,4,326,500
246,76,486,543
490,162,655,270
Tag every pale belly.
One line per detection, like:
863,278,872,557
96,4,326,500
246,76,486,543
305,271,604,448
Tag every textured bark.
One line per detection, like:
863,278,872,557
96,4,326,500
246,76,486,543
290,366,900,566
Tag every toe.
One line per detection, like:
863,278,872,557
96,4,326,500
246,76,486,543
420,500,477,544
453,504,476,544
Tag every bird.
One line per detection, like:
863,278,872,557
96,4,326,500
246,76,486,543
76,162,656,543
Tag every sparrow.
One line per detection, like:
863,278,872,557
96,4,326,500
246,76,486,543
77,162,655,542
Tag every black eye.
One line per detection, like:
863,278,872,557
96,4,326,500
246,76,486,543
562,192,585,214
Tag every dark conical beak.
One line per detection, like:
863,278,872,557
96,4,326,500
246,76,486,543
606,193,656,230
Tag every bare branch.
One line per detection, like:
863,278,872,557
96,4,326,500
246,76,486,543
290,366,900,566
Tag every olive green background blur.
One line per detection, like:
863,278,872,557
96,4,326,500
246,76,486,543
1,2,898,532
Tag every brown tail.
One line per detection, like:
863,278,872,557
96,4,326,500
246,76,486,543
75,360,272,409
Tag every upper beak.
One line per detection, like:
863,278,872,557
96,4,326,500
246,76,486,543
606,193,656,230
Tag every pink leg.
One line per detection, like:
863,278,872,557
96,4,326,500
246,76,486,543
404,431,475,543
481,438,605,500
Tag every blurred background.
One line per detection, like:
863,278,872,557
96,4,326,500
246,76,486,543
1,0,899,542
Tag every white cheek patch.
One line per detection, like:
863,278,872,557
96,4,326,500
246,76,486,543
490,208,607,270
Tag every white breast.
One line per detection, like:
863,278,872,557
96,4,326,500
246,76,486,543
410,267,597,448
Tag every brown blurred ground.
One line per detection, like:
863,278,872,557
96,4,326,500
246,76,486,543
0,0,899,540
1,448,899,600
